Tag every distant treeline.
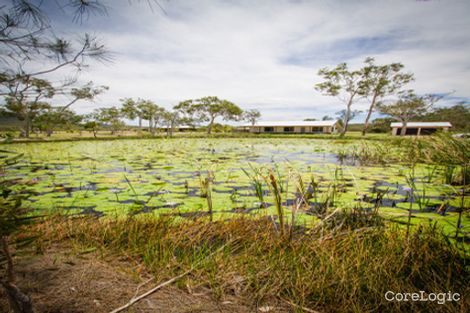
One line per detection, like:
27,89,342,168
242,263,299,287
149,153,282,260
346,104,469,133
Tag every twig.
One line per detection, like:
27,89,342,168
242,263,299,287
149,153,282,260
131,277,155,300
108,241,232,313
280,297,322,313
109,268,192,313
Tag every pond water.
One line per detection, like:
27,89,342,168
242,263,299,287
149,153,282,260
1,138,467,235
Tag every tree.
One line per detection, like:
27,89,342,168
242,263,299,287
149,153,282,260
0,1,109,138
322,115,334,121
161,109,186,137
417,103,470,132
336,109,362,129
33,106,82,136
174,96,243,134
120,98,145,130
138,100,163,135
377,91,441,136
0,77,106,137
243,109,261,126
94,106,124,135
368,117,394,133
303,118,317,121
83,120,100,138
1,77,54,137
360,57,414,135
315,63,366,136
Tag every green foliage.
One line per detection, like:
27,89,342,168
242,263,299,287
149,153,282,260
315,62,365,136
243,109,261,126
91,106,124,134
174,96,243,134
418,103,470,132
377,91,442,135
33,107,82,135
369,117,394,133
360,57,414,135
0,151,36,237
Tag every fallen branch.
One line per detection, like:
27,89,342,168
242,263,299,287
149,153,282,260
109,268,192,313
108,241,233,313
280,297,322,313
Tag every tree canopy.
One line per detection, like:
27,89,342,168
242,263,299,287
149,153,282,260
360,57,414,135
174,96,243,134
315,62,365,136
377,91,442,135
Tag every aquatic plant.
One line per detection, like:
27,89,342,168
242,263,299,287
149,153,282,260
263,169,285,236
423,133,469,238
0,151,38,312
242,164,266,208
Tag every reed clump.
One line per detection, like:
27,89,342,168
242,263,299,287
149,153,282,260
34,215,469,313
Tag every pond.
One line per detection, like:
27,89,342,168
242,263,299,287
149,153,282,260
2,138,468,236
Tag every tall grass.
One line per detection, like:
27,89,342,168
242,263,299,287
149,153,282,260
423,133,469,239
35,216,469,313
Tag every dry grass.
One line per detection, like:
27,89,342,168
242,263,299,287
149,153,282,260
27,215,470,313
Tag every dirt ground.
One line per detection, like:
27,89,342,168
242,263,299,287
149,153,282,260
0,245,292,313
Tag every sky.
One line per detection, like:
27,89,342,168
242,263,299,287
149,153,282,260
22,0,470,123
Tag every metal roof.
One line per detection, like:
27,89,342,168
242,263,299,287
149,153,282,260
242,120,338,127
390,122,452,128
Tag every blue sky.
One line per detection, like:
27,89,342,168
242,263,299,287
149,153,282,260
28,0,470,122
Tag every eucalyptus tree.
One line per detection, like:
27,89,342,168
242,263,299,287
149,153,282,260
360,58,414,135
315,63,366,136
174,96,243,134
33,107,82,136
377,91,442,136
0,1,109,138
1,77,53,137
336,109,362,127
418,103,470,132
0,77,107,137
94,106,124,135
243,109,261,126
138,100,164,135
161,109,186,137
120,98,144,129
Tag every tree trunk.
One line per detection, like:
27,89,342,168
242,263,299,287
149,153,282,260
1,236,36,313
138,117,142,130
400,121,407,136
207,116,215,134
23,113,31,138
1,236,15,284
153,119,159,135
170,121,174,137
149,118,154,135
340,99,353,137
93,130,97,138
362,93,378,136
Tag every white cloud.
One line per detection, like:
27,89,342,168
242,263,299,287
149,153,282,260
28,0,470,122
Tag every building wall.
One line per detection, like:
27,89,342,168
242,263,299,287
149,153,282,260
391,127,450,136
249,125,336,134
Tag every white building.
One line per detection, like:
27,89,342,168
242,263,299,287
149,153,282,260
390,122,452,136
242,120,339,134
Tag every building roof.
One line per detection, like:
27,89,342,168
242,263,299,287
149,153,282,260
390,122,452,128
243,120,338,127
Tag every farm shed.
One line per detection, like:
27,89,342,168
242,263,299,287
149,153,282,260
242,120,339,134
390,122,452,136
